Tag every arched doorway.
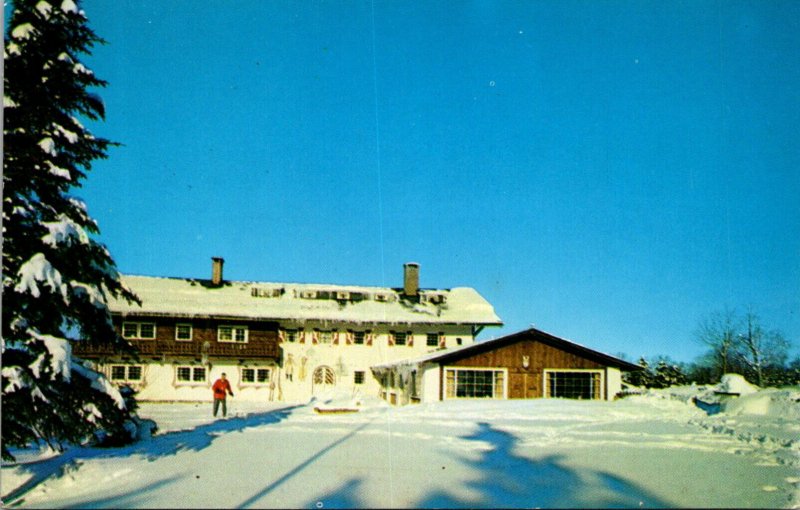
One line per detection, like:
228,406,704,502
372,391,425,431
312,365,336,395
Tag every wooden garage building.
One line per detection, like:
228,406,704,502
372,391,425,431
372,327,641,404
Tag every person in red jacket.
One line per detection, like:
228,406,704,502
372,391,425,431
212,373,234,417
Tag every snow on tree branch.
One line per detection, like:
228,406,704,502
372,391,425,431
15,253,68,300
72,361,126,409
28,330,73,381
41,215,90,247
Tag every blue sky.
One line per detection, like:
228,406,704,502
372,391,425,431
53,1,800,361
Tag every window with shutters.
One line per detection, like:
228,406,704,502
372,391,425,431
426,333,438,347
318,331,333,344
393,332,406,346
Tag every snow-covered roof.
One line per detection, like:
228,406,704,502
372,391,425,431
372,327,642,371
372,342,480,371
110,275,503,326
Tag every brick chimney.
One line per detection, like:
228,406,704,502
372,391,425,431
403,262,419,297
211,257,225,286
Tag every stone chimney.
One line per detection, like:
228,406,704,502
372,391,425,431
211,257,225,286
403,262,420,297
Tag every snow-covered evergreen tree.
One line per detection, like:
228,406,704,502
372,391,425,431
652,360,687,388
3,0,139,460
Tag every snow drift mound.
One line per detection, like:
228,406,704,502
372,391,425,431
715,373,758,395
721,387,800,417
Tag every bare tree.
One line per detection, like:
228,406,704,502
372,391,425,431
695,309,740,379
738,311,789,386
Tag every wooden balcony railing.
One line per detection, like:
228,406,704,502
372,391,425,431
73,339,279,360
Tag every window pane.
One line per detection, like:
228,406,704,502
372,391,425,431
394,332,406,346
193,367,206,382
494,371,504,398
242,369,255,383
128,366,142,381
219,326,232,341
176,324,192,340
446,370,456,398
139,323,155,339
453,370,500,398
353,332,364,345
427,333,438,347
548,372,596,400
354,371,365,384
234,327,246,342
286,330,297,343
177,367,191,381
256,369,270,383
111,365,126,381
122,323,138,338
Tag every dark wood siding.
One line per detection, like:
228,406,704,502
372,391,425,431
74,315,279,360
445,339,605,399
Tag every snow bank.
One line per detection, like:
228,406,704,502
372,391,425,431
309,388,370,412
717,373,759,396
721,387,800,418
3,398,796,508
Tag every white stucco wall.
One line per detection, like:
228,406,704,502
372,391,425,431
277,325,474,403
100,361,279,403
606,366,622,400
99,325,477,403
420,364,441,403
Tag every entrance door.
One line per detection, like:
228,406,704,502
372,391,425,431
312,365,336,395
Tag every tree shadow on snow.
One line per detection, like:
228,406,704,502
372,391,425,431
418,422,672,509
2,405,300,506
60,476,184,509
302,477,365,509
237,419,375,508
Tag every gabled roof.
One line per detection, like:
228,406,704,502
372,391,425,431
372,327,642,371
111,275,503,326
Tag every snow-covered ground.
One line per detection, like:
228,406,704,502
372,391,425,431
2,383,799,508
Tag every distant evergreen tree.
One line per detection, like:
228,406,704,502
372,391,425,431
623,357,653,388
652,359,687,389
623,356,688,389
2,0,138,460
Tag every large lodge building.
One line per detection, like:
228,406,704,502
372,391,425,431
75,258,639,404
